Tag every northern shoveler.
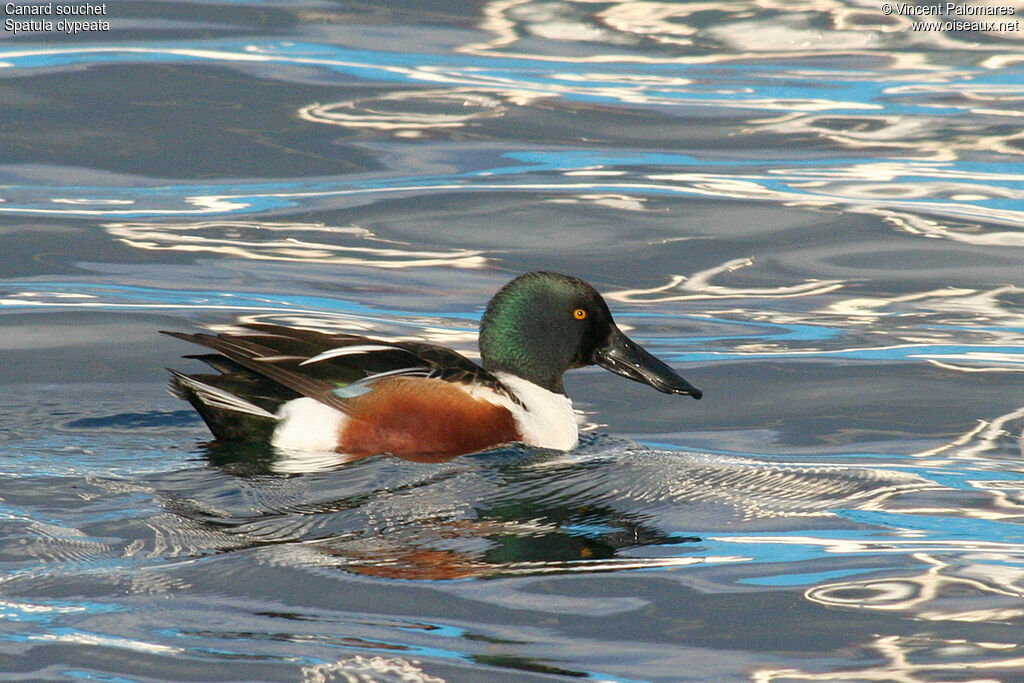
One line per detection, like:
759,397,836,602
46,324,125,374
165,271,702,459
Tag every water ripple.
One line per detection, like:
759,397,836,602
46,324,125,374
104,220,487,268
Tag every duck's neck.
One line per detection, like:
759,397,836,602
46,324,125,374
480,328,569,394
484,358,565,395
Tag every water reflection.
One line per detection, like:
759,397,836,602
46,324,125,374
10,422,1024,674
914,401,1024,462
463,0,900,59
755,110,1024,161
805,551,1024,616
606,256,845,302
298,89,509,138
1,1,1023,257
302,656,444,683
463,0,1024,63
870,207,1024,247
4,155,1020,245
753,634,1024,682
148,436,938,581
707,399,1024,654
104,220,488,268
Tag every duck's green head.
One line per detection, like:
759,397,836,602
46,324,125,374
479,271,703,398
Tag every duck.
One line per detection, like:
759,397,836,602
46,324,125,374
164,271,702,459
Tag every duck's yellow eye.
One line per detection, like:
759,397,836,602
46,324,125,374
573,308,587,320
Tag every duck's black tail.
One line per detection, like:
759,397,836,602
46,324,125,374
168,368,287,443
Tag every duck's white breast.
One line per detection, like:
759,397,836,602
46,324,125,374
474,372,579,451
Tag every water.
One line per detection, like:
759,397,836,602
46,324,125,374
3,0,1024,680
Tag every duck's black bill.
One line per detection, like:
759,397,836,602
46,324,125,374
594,326,703,399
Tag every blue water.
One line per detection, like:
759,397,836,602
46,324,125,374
3,1,1024,681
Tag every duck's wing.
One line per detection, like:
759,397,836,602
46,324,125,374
163,323,513,419
242,323,514,397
